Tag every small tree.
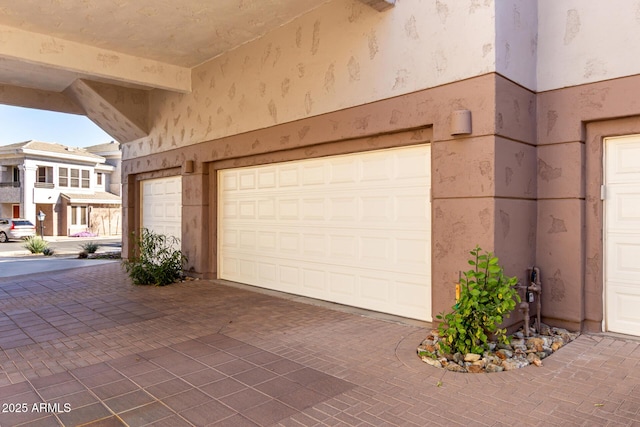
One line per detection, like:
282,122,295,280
122,228,187,286
436,246,520,355
23,236,49,254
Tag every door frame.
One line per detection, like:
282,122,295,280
602,133,640,335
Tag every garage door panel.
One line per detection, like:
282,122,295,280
607,186,640,230
258,170,276,188
607,235,640,280
608,284,640,336
303,269,326,292
142,176,182,241
222,229,238,248
222,174,238,191
606,135,640,336
329,272,357,297
607,143,640,182
219,145,431,321
279,167,299,187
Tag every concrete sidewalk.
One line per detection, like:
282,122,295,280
0,263,638,426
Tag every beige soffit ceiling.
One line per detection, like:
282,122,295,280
0,0,335,92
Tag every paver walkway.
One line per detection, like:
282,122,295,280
0,263,638,426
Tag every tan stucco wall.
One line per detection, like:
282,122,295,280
123,0,499,160
537,74,640,331
113,1,640,331
123,73,541,325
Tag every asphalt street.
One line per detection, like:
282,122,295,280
0,236,121,278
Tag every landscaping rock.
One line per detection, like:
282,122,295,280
526,337,544,352
417,322,579,373
502,358,529,371
485,363,504,373
446,363,467,373
464,353,481,362
421,356,443,368
527,353,543,367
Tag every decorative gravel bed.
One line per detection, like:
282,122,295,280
417,323,580,373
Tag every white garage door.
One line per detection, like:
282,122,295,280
141,176,182,239
218,145,431,321
605,135,640,336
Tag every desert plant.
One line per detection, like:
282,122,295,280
23,236,49,254
122,228,186,286
436,246,520,355
42,247,55,256
78,251,88,259
80,241,100,254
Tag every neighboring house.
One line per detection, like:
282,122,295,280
0,140,121,236
2,1,640,338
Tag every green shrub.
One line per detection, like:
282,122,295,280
122,228,187,286
24,236,49,254
42,247,55,256
436,246,520,355
80,241,100,254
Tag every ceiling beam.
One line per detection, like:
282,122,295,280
0,84,84,114
64,79,149,143
357,0,395,12
0,24,191,93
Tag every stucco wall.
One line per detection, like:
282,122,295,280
123,73,541,326
123,0,498,160
537,74,640,331
495,0,538,91
537,0,640,92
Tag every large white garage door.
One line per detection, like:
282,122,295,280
605,135,640,336
141,176,182,239
218,145,431,321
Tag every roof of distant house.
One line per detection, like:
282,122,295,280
85,141,121,155
61,192,121,205
0,140,106,162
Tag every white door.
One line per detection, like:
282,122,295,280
605,135,640,336
141,176,182,239
218,145,431,321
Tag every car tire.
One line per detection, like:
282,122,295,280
0,232,7,243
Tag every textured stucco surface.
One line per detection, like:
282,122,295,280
536,75,640,330
537,0,640,92
123,0,497,159
6,1,640,332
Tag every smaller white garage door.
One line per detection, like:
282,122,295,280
605,135,640,336
218,145,431,321
141,176,182,239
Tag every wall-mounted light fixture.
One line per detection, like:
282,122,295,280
184,160,194,174
450,109,472,136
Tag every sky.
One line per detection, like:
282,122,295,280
0,105,115,148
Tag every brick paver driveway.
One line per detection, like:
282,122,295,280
0,263,638,426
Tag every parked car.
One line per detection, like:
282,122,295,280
0,218,36,242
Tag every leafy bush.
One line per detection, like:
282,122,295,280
80,241,100,254
42,247,55,256
122,228,187,286
24,236,49,254
436,246,520,355
78,251,88,259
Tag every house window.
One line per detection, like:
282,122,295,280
59,168,68,187
37,166,53,183
81,170,90,188
71,206,87,226
12,167,20,183
97,172,103,186
70,169,79,188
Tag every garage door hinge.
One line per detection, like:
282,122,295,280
601,185,606,200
